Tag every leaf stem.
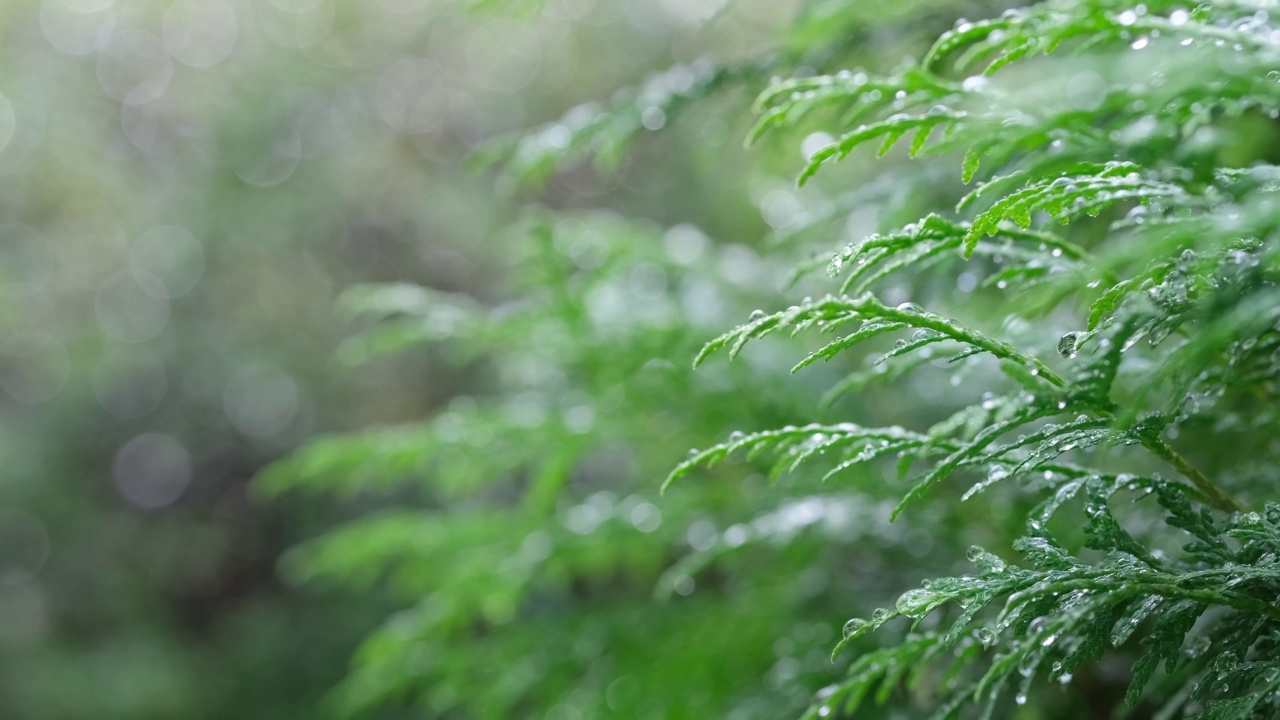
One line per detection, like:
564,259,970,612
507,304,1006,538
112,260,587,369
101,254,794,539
1082,401,1244,513
1140,436,1245,513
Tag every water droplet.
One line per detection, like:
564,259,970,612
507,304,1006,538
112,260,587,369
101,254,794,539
843,618,869,638
971,544,1007,574
748,309,767,321
895,302,924,314
727,430,745,443
1057,331,1080,359
966,545,985,562
895,588,938,618
826,254,843,278
977,627,996,647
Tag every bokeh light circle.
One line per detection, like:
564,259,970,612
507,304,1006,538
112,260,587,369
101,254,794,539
95,270,170,343
162,0,238,68
131,225,205,297
223,363,300,438
97,29,172,104
112,433,192,509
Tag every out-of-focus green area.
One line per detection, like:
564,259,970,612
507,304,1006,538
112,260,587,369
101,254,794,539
0,1,1029,718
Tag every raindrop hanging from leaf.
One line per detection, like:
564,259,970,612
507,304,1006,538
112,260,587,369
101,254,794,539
827,254,844,278
1058,331,1081,359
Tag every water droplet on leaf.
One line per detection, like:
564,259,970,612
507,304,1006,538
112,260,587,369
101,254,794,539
843,618,869,638
895,588,938,618
826,254,844,278
977,627,996,647
1058,331,1080,359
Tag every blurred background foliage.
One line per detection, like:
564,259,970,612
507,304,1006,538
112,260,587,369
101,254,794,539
0,0,1090,718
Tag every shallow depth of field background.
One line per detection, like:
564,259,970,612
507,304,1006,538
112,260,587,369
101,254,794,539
0,1,1020,718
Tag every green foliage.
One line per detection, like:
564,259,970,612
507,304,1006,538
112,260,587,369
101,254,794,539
475,59,758,186
262,212,877,718
669,0,1280,717
271,0,1280,718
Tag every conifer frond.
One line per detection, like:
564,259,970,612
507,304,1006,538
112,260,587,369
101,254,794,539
924,2,1279,75
667,2,1280,717
271,1,1280,717
473,59,756,185
962,162,1184,256
815,480,1280,719
694,293,1064,385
